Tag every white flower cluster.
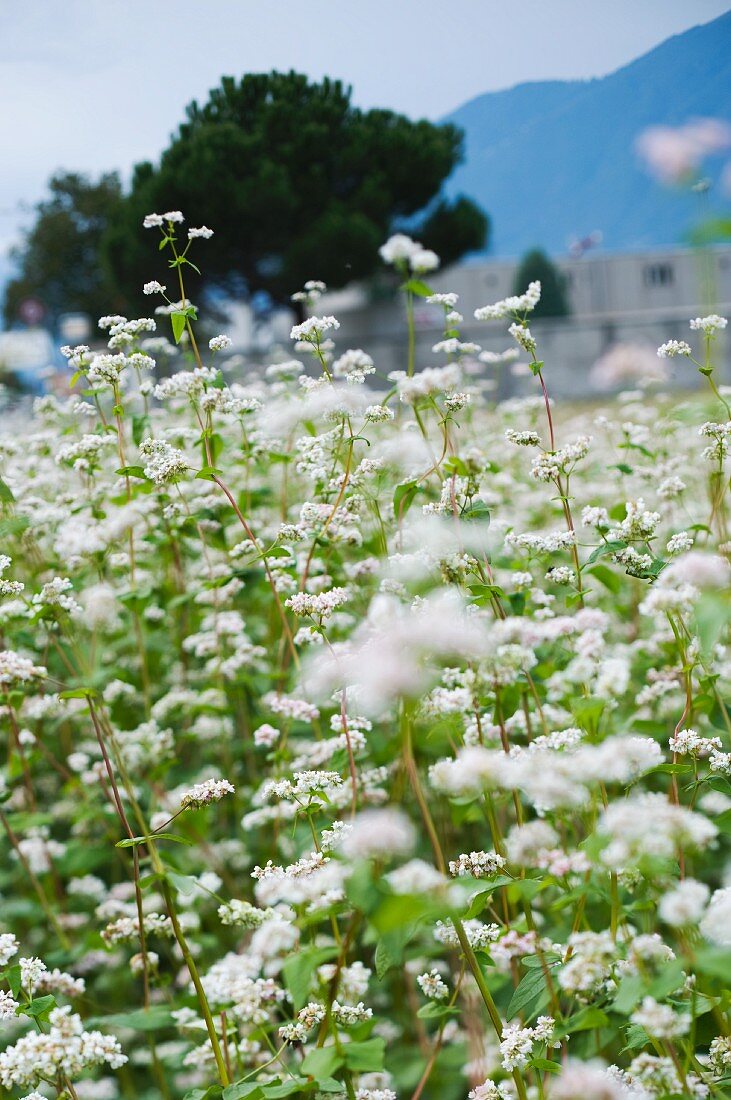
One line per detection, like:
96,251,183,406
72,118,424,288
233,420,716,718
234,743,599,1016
448,850,507,878
209,334,232,351
499,1016,557,1070
333,348,376,384
139,437,189,486
416,968,449,1000
689,314,727,335
290,315,340,343
379,233,440,273
143,210,184,227
285,586,349,619
0,650,46,687
657,339,692,358
179,778,235,810
0,1006,126,1090
474,281,541,320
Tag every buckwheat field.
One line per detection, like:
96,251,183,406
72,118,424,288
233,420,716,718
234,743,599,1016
2,215,731,1100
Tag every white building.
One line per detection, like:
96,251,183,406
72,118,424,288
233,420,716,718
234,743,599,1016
316,245,731,397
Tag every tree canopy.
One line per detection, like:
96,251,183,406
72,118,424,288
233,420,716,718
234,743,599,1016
3,173,124,326
512,249,570,318
103,72,488,310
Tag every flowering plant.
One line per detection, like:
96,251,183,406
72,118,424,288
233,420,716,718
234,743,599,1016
1,215,731,1100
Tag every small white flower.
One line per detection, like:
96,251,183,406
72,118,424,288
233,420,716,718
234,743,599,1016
658,879,709,926
179,778,235,810
416,968,448,1000
209,334,232,352
689,314,727,335
0,990,18,1020
657,340,692,358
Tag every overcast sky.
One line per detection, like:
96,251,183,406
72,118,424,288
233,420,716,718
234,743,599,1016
1,1,728,260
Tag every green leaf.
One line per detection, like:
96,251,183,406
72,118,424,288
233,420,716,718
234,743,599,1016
23,994,56,1019
689,217,731,245
714,808,731,834
507,878,543,902
462,501,490,525
443,456,469,476
166,872,202,896
2,965,21,998
692,991,721,1017
0,476,15,503
300,1045,343,1078
586,563,621,594
116,465,147,479
648,960,685,1000
93,1006,174,1031
0,514,28,538
530,1057,561,1074
373,926,413,975
138,872,165,891
281,945,338,1011
393,480,419,519
343,1037,386,1071
261,1083,309,1098
611,974,646,1015
132,415,151,447
621,1023,650,1053
371,892,440,933
222,1084,265,1100
587,540,626,565
695,592,730,658
58,688,97,700
416,1002,459,1020
4,812,54,831
196,467,223,481
374,937,397,979
558,1007,610,1035
463,875,516,918
116,833,192,849
171,311,188,343
507,966,549,1019
651,763,693,776
571,696,605,734
692,948,731,982
403,278,433,297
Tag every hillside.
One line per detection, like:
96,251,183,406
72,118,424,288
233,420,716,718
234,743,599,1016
444,10,731,256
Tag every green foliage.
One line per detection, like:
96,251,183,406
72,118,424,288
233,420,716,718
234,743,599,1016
3,172,124,324
102,72,487,309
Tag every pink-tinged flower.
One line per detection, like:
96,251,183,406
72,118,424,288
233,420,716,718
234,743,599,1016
636,118,731,183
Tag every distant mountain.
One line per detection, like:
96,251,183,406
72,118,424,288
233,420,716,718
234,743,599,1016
443,11,731,257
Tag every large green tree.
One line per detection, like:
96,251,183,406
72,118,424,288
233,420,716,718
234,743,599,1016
512,249,569,318
103,72,488,310
3,172,124,325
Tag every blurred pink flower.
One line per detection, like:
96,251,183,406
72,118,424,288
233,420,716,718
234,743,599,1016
636,118,731,184
590,342,667,390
